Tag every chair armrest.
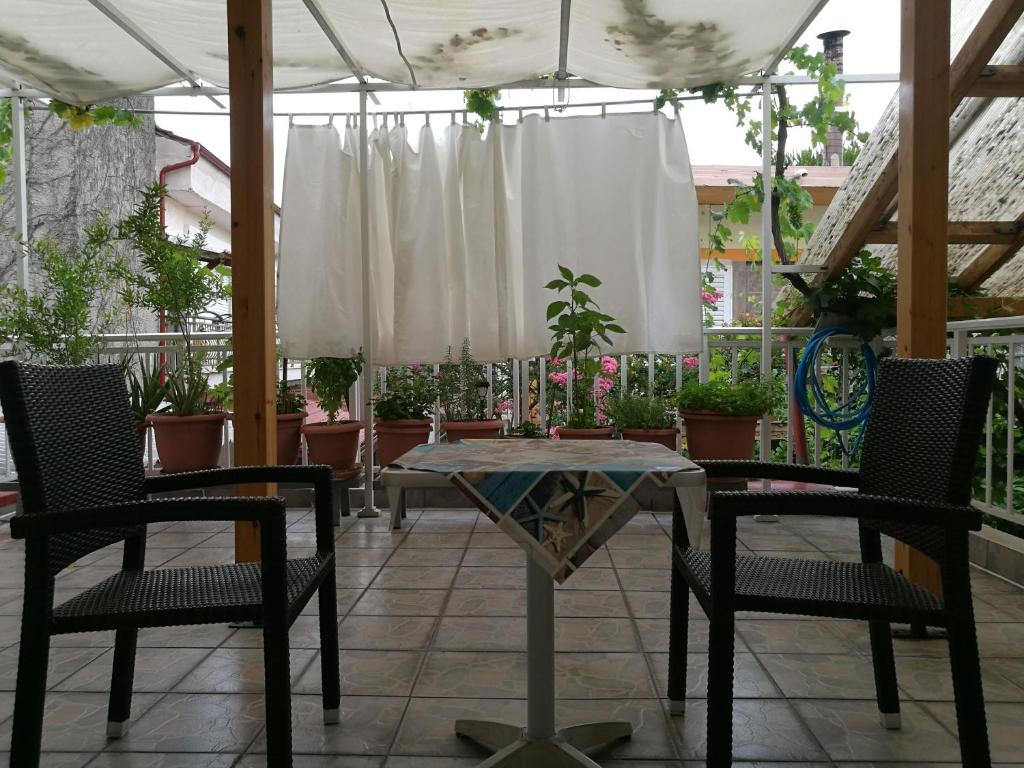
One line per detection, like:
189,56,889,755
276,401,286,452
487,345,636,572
9,496,286,539
144,464,333,494
697,460,860,488
709,490,982,529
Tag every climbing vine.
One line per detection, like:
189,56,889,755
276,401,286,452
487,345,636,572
463,88,501,132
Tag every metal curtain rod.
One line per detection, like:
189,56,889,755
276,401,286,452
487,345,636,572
23,90,760,120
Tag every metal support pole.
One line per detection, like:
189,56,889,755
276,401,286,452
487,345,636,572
11,95,29,291
526,554,555,739
359,90,378,517
759,77,773,462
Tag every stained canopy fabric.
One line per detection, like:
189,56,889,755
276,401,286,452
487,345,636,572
1,0,822,102
277,111,702,365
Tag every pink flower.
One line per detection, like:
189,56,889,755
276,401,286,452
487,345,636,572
547,356,563,367
547,372,568,386
683,356,699,369
600,355,618,374
597,377,614,391
497,399,513,414
409,363,421,370
701,290,719,306
548,426,560,440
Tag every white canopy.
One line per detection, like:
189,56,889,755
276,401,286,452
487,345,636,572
2,0,822,102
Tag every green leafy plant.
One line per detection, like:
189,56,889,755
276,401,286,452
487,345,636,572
164,359,217,417
47,100,141,131
546,265,625,428
464,88,500,132
803,251,897,341
307,354,364,423
0,214,127,364
676,379,777,417
276,381,307,415
508,421,545,438
374,367,438,421
125,357,168,423
438,338,488,421
605,394,674,430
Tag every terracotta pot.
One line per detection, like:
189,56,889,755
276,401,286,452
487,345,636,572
302,419,363,470
556,426,615,440
135,421,148,454
680,410,759,461
620,427,679,451
442,419,504,442
276,411,306,465
375,418,433,467
148,412,227,474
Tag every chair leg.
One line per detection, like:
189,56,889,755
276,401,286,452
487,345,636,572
263,619,293,766
867,620,901,729
947,616,991,767
667,566,690,714
705,612,735,768
106,628,138,737
340,481,352,520
318,577,342,724
10,612,51,767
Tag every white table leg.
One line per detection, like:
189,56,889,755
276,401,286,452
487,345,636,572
455,553,631,766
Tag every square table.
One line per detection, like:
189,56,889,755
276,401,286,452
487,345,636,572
387,439,705,767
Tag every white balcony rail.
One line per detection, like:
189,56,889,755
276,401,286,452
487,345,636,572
2,318,1022,528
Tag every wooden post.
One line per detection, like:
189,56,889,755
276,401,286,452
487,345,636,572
895,0,951,595
228,0,276,562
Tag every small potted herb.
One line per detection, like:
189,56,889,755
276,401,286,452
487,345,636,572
546,265,625,439
373,366,439,466
301,354,365,471
676,379,777,460
605,394,677,450
506,421,546,439
438,338,503,441
275,381,307,465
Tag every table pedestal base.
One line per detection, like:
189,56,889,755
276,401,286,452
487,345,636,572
456,719,631,767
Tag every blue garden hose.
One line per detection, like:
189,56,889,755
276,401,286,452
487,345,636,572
795,326,878,458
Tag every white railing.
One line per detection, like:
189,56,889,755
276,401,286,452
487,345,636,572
2,319,1022,528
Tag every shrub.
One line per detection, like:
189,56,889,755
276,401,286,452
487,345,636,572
676,379,776,416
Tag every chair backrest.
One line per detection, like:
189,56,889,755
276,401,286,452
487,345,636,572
0,362,147,572
858,356,997,561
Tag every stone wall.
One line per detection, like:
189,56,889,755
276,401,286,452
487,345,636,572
0,96,156,292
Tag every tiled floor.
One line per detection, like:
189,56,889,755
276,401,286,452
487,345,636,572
0,506,1022,766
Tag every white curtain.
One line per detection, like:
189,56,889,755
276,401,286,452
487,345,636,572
279,112,702,365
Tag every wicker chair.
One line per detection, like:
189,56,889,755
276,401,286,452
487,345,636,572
0,362,341,768
669,356,997,768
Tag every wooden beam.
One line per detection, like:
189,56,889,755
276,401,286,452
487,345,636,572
228,0,276,563
956,225,1024,290
791,0,1024,324
895,0,952,598
864,220,1020,244
949,295,1024,318
969,63,1024,96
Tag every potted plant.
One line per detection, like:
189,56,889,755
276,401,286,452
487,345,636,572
506,421,546,439
373,366,438,466
302,354,365,471
125,357,168,452
606,394,678,450
438,338,503,441
121,184,231,473
803,250,896,343
676,379,777,461
275,381,307,465
546,265,625,439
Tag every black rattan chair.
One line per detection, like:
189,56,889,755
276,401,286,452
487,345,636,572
669,356,997,768
0,362,341,768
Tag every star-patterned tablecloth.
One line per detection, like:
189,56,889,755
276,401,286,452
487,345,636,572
392,439,702,582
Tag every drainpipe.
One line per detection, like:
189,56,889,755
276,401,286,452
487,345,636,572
817,30,850,166
156,141,201,369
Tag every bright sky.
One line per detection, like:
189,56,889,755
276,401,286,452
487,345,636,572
153,0,901,204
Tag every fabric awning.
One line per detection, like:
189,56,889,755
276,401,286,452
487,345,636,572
2,0,822,103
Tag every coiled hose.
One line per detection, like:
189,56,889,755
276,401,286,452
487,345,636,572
795,326,878,457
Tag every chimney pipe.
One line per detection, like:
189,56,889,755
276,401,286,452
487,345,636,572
817,30,850,166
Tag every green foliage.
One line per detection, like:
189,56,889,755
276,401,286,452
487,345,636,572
308,353,364,423
118,184,229,365
464,88,501,133
0,98,12,191
508,420,545,438
676,379,777,417
605,394,674,430
803,251,897,341
438,338,488,421
164,359,217,417
276,381,306,415
0,214,128,364
374,367,438,421
47,100,141,131
125,356,168,423
546,265,625,428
